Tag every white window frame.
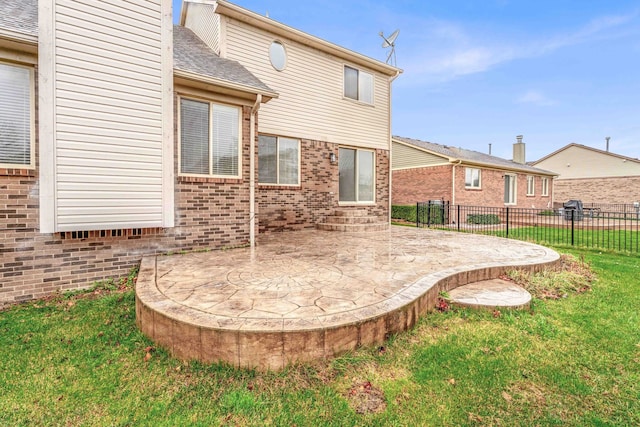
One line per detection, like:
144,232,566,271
504,174,517,205
258,135,301,186
465,167,481,189
338,147,376,205
178,96,242,179
343,65,374,105
0,61,35,169
541,177,549,196
526,175,535,196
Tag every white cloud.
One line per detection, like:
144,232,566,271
397,10,639,86
517,90,556,106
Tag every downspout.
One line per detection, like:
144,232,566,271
451,160,462,206
387,70,401,224
250,94,262,247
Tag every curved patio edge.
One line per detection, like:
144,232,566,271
135,230,560,371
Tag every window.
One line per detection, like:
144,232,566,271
526,175,535,196
0,62,33,168
269,41,287,71
179,98,240,177
343,66,373,104
258,135,300,185
541,177,549,196
339,147,374,203
504,174,516,205
465,168,481,188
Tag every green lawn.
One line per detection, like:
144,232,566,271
1,249,638,426
488,226,640,253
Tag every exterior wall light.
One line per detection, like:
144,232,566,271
329,152,337,164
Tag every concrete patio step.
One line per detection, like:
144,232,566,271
323,215,381,224
316,222,389,232
333,209,370,217
317,209,389,232
447,279,531,310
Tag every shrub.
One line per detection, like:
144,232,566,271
391,205,416,222
467,214,500,225
537,210,556,216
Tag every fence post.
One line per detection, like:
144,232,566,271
571,209,575,246
416,202,419,228
427,202,431,227
457,205,461,231
506,207,509,237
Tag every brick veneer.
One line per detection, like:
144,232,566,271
1,89,392,303
552,176,640,204
393,165,553,208
258,141,390,233
0,95,254,303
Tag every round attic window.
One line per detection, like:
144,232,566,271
269,41,287,71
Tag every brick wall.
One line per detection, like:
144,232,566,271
1,95,254,303
553,176,640,204
392,165,553,208
454,167,553,209
258,141,390,232
392,165,452,205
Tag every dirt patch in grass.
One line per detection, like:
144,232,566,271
345,380,387,414
504,254,596,299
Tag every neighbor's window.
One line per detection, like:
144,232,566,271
0,62,33,168
526,175,535,196
269,41,287,71
258,135,300,185
465,167,481,189
344,66,373,104
339,147,374,203
504,174,516,205
541,177,549,196
180,98,240,177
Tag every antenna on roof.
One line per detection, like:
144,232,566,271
379,29,399,66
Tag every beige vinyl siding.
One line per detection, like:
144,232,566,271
223,18,390,150
535,145,640,179
42,0,171,231
184,2,221,55
392,141,449,170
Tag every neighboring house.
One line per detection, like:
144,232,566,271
392,136,557,208
532,143,640,204
0,0,400,303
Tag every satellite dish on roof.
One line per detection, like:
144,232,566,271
379,29,399,66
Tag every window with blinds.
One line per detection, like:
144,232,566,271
258,135,300,185
0,62,33,168
339,147,375,203
343,66,373,104
179,98,240,177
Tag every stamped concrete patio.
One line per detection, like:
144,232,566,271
135,226,559,370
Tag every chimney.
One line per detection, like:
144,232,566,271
488,143,492,155
513,135,526,164
606,136,610,152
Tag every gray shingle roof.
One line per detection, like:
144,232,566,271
394,136,557,176
173,26,275,96
0,1,274,96
0,0,38,37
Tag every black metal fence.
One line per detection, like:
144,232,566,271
416,201,640,253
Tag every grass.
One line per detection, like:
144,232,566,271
1,249,639,426
488,226,640,253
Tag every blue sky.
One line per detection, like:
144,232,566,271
172,0,640,162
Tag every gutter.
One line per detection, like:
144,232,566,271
451,159,462,206
173,69,278,100
249,94,262,247
387,70,402,224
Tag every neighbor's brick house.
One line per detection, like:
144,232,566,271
532,143,640,205
0,0,400,303
392,136,557,208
